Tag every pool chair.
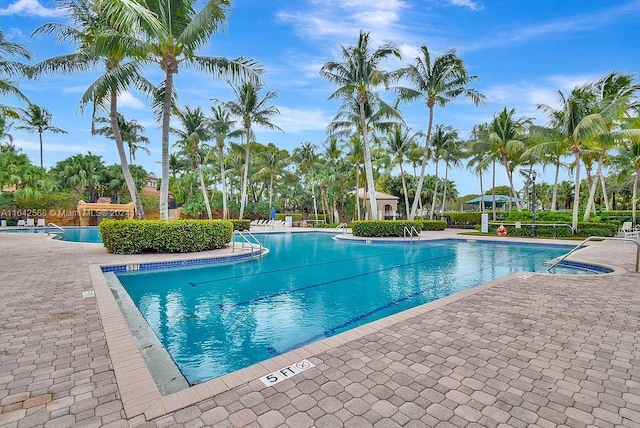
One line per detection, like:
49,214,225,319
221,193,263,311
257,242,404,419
36,218,46,227
619,222,639,239
26,218,35,227
17,219,26,227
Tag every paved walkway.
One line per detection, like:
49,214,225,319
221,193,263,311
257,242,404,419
0,230,639,427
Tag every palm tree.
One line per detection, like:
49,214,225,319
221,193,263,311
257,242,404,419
222,81,282,219
465,123,494,214
172,106,213,219
428,124,458,219
16,104,67,168
293,142,320,221
321,30,401,220
487,107,532,210
615,117,640,225
396,45,485,219
94,113,150,164
384,124,421,219
345,134,365,220
255,143,289,209
101,0,262,220
52,152,104,201
0,28,31,114
32,0,150,219
210,105,242,219
440,136,464,213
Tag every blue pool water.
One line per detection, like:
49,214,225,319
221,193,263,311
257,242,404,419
0,226,102,242
115,233,586,384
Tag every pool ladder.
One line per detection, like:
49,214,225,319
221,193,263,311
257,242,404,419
403,226,420,241
47,222,65,237
233,230,264,259
335,223,348,234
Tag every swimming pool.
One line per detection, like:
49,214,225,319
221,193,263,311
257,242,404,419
115,233,593,384
0,226,102,242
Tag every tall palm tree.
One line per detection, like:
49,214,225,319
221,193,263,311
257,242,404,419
384,124,421,219
293,142,320,221
33,0,151,218
171,106,213,219
210,105,242,219
440,136,464,213
321,30,401,220
101,0,261,220
396,45,485,219
16,104,67,168
255,143,289,209
428,124,457,219
0,28,31,113
345,134,364,220
466,123,494,214
487,107,532,210
222,81,282,219
94,113,150,164
615,116,640,224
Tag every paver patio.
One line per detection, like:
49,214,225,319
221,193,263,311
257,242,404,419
1,230,639,427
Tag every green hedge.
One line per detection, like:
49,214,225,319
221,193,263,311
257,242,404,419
99,219,233,254
486,221,618,238
352,220,422,237
416,220,447,231
442,212,482,227
576,222,618,237
230,219,250,231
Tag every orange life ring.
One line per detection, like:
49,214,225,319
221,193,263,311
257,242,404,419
497,225,507,236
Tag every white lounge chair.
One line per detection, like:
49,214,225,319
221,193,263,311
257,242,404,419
26,218,35,227
36,218,46,227
17,219,26,227
620,222,639,239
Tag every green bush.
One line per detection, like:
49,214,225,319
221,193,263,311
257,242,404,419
313,222,340,229
600,211,634,225
442,212,482,227
416,220,447,231
352,220,422,237
576,222,618,237
275,213,303,222
230,219,250,231
99,219,233,254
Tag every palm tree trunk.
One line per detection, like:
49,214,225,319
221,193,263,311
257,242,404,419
551,161,560,211
400,164,410,219
492,160,496,221
239,128,251,219
600,173,610,211
429,159,440,220
218,145,228,219
572,150,581,232
268,172,274,209
583,153,604,222
109,84,144,219
38,131,44,168
198,165,212,219
359,97,378,220
503,155,521,211
633,170,639,226
354,166,361,221
479,169,484,213
311,180,318,221
440,165,449,214
410,105,434,220
159,71,173,221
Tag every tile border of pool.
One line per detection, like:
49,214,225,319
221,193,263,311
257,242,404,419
88,234,623,422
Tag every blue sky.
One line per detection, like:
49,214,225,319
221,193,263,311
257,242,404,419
2,0,640,196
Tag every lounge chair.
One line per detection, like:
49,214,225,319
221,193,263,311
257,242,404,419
36,218,46,227
620,222,639,239
17,219,26,227
26,218,34,227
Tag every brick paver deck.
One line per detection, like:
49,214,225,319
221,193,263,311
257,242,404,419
1,231,639,427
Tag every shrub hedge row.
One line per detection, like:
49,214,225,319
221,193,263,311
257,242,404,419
230,219,250,231
486,221,618,238
441,212,482,226
99,219,233,254
352,220,422,237
416,220,447,231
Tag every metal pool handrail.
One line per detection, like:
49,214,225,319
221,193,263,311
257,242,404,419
335,223,348,234
233,230,264,259
547,236,640,273
47,222,65,235
403,226,420,241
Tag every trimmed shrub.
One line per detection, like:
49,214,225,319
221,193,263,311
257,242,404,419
100,219,233,254
352,220,422,237
442,212,482,227
230,219,250,231
576,222,618,237
416,220,447,231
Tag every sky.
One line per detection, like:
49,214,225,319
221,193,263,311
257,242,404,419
2,0,640,196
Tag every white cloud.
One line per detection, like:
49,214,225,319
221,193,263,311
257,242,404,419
448,0,483,11
117,92,145,110
0,0,63,17
14,138,105,153
270,106,333,134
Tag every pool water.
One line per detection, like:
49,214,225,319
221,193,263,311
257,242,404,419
116,233,583,384
0,226,102,242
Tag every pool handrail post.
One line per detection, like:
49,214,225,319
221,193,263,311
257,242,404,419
547,235,640,273
47,222,65,236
